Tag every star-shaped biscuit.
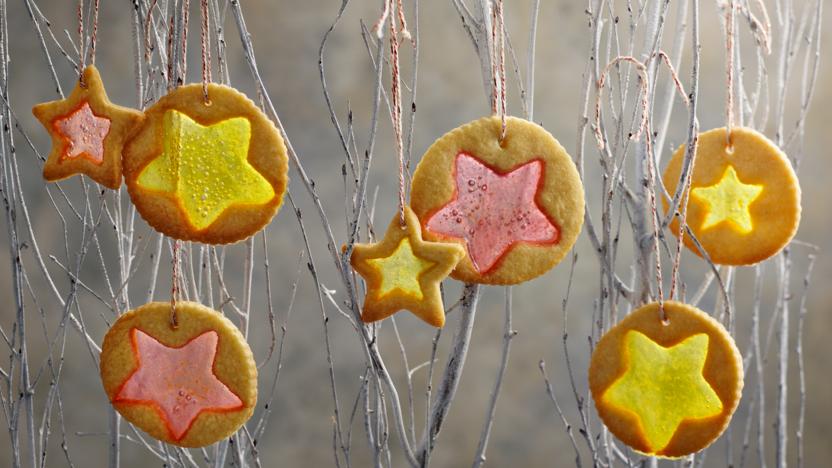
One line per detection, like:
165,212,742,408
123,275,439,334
603,331,722,452
350,206,464,327
425,153,559,273
691,165,763,234
32,66,143,189
115,329,244,441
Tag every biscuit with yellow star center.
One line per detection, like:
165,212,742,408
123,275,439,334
123,83,288,244
350,206,465,327
32,66,143,189
99,301,257,447
589,301,743,458
663,127,800,265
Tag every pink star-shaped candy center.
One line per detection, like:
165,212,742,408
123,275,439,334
115,329,243,441
54,101,111,164
425,153,559,273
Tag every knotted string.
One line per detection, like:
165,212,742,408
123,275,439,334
77,1,84,78
652,50,695,302
179,0,190,87
593,56,649,151
143,0,159,72
170,240,181,328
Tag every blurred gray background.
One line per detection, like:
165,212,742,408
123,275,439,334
1,0,830,466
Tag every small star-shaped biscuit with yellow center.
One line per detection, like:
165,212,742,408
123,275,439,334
350,206,464,327
32,66,143,189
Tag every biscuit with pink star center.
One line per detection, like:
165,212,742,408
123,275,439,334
115,329,244,440
100,301,257,447
410,115,584,284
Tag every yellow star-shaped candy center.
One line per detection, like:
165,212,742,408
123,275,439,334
367,238,435,300
691,166,763,234
137,110,275,230
602,331,723,452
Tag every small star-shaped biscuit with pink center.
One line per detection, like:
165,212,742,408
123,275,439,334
32,66,143,189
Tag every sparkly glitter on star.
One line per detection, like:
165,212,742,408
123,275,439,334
136,110,275,230
54,102,110,163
